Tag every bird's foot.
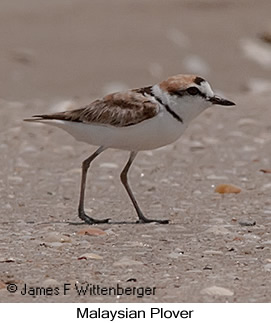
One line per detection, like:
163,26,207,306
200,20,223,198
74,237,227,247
78,211,110,225
136,217,169,224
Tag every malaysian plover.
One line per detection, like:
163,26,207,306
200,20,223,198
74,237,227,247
24,74,235,224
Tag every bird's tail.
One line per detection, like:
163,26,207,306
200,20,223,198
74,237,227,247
23,115,47,122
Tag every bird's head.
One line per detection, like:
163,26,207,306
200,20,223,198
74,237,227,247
156,74,235,120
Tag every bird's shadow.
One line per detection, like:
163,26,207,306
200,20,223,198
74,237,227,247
67,220,169,225
17,219,176,226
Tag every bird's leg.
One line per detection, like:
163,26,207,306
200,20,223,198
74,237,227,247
78,146,110,224
120,151,169,224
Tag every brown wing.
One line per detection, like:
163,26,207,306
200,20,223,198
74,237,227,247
32,89,159,127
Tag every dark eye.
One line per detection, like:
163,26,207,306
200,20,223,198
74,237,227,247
186,87,200,96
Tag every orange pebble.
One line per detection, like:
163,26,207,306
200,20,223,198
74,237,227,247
215,184,241,194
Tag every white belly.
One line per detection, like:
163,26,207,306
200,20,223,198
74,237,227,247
38,110,187,151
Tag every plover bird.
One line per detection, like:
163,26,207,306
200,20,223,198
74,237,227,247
24,74,235,224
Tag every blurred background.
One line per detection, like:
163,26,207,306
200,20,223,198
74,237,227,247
0,0,270,101
1,1,271,303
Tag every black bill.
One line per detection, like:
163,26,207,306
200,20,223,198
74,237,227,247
208,95,235,106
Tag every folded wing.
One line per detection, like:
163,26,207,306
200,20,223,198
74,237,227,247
27,89,159,127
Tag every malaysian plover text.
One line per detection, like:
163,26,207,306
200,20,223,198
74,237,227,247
24,74,235,224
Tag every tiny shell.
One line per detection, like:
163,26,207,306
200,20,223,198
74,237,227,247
215,184,241,194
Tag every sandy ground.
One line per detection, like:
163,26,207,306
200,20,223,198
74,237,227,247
1,0,271,303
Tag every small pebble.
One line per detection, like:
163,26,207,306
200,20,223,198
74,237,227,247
201,286,234,296
0,257,15,263
78,253,103,260
126,278,137,282
238,219,256,226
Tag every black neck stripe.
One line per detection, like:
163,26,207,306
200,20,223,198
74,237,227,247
153,95,183,124
135,86,184,124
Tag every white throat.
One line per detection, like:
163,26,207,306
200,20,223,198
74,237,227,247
152,84,212,125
